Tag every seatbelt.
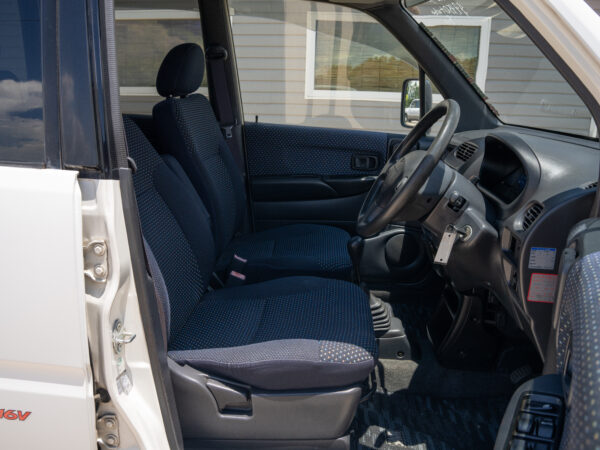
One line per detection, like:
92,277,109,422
205,46,236,140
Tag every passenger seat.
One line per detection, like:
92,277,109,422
153,43,353,283
123,116,376,444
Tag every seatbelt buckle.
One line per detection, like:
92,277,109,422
231,253,247,268
226,254,248,287
227,270,246,287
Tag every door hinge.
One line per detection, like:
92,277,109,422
83,240,108,283
97,414,119,449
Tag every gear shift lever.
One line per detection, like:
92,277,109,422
347,236,364,284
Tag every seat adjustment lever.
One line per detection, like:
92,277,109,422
206,378,252,414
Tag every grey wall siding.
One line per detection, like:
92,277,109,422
119,0,596,137
229,0,594,136
483,5,591,135
231,1,408,133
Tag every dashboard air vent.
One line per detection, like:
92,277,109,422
522,203,544,231
584,181,598,190
455,141,478,162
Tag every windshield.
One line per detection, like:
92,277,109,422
404,0,598,138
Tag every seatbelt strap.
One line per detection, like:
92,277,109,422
205,46,236,139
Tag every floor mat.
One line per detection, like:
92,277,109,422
354,295,513,450
356,392,509,449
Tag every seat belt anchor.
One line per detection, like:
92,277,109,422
221,124,234,139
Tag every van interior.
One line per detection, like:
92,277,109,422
113,0,600,448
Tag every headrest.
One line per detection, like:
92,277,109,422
156,43,204,98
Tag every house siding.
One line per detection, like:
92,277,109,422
119,0,597,137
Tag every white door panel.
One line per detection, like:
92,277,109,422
0,167,95,449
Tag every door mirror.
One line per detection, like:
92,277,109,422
401,78,433,128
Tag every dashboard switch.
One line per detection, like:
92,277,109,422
521,394,562,415
517,413,535,434
510,438,528,450
448,192,467,212
536,417,555,439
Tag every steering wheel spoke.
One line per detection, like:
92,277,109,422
356,100,460,237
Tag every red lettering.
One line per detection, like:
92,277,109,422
17,411,31,421
3,410,17,420
0,408,32,421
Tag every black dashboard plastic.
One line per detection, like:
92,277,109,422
434,126,599,357
479,136,527,204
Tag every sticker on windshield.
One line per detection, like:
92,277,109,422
528,247,557,271
527,273,558,303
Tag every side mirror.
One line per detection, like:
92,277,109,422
401,78,433,128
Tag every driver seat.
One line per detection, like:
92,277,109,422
153,43,353,283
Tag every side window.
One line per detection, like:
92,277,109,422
115,0,207,115
0,0,45,164
229,0,440,133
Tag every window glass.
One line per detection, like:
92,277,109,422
311,17,418,100
229,0,438,133
405,0,597,138
0,0,44,163
115,0,206,114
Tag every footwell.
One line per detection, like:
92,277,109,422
355,391,508,449
353,295,514,449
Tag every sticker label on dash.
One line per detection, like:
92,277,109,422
527,273,558,303
528,247,557,271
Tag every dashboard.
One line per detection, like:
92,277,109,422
427,125,600,356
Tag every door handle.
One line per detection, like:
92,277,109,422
352,154,379,171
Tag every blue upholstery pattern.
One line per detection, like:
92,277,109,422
169,276,376,390
143,238,171,340
154,94,246,254
124,117,215,335
556,251,600,449
124,116,376,391
220,224,353,282
245,122,388,177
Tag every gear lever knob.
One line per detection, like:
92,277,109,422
347,235,364,284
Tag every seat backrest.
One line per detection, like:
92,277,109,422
152,43,246,254
123,116,216,342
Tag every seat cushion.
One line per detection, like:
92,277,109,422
168,276,376,390
219,224,353,282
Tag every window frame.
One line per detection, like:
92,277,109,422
304,10,491,102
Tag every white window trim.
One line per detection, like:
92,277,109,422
415,15,492,89
305,11,491,102
115,9,200,20
115,9,205,96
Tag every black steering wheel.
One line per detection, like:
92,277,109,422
356,99,460,238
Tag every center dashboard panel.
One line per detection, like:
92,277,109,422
478,137,528,205
436,126,599,355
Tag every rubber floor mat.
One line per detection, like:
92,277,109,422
355,391,508,449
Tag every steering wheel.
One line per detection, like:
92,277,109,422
356,99,460,238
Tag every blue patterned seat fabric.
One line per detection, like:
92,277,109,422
123,116,376,390
152,43,352,282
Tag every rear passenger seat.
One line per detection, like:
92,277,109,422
122,115,377,395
